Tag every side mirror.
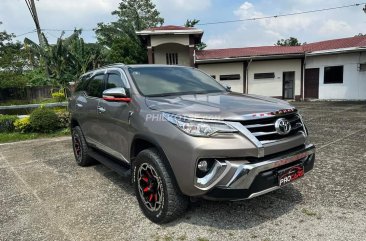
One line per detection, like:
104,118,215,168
224,85,232,91
102,87,131,102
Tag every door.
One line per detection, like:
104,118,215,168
97,70,131,162
77,73,106,144
305,68,319,99
283,71,295,99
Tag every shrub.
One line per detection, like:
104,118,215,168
52,91,66,102
14,117,32,133
55,110,70,129
0,115,18,132
29,107,60,133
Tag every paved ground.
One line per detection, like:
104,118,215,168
1,101,365,241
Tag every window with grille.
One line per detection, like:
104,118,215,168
359,63,366,72
166,53,178,65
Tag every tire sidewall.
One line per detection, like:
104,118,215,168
133,153,169,222
72,128,83,164
72,126,91,166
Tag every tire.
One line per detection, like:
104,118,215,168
132,148,189,223
71,126,94,167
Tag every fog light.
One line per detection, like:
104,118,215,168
197,160,209,172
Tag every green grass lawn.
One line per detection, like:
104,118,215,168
0,128,70,144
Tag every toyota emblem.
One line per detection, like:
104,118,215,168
275,118,291,135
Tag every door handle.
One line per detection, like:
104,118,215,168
97,106,106,113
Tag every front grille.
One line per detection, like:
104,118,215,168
240,113,305,143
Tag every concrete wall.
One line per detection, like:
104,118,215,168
197,62,244,93
154,44,191,66
151,35,189,47
248,59,302,97
306,52,366,100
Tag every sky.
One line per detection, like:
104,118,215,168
0,0,365,49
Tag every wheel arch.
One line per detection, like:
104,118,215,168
70,118,80,128
130,135,182,192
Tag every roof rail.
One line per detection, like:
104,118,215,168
93,63,126,71
103,63,126,68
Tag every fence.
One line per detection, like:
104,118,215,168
0,86,59,102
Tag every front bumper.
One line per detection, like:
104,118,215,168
198,144,316,200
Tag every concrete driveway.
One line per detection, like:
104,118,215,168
1,101,365,241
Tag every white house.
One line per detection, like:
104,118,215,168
137,25,366,100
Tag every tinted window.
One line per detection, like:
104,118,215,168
324,66,343,84
254,72,275,79
106,74,124,89
220,74,241,80
86,74,104,98
128,67,226,97
75,74,91,92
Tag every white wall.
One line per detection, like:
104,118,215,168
154,44,190,66
306,52,366,99
197,62,244,93
248,59,302,97
151,35,189,47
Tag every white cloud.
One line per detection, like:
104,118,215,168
214,0,366,49
234,1,314,34
206,37,227,49
318,19,352,35
154,0,212,12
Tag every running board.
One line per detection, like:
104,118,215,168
88,149,131,178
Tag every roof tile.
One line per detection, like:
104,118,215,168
196,36,366,60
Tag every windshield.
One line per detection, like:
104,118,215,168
128,66,226,97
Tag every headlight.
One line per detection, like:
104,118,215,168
163,113,237,137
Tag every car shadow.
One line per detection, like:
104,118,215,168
165,185,303,230
91,162,303,230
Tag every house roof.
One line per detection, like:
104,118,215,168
196,46,304,61
196,36,366,62
146,25,197,31
303,35,366,52
136,25,203,35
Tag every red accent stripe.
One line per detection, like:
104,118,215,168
142,177,148,183
103,97,131,102
143,187,149,192
149,194,153,201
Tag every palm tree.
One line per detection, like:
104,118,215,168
24,30,106,88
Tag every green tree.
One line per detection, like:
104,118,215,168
0,24,28,88
24,30,106,87
275,37,303,46
184,19,207,51
96,0,164,64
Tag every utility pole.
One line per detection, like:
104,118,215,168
24,0,49,78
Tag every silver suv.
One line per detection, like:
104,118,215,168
69,64,315,223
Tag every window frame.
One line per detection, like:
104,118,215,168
324,65,344,84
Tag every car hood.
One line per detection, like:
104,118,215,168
145,92,294,120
